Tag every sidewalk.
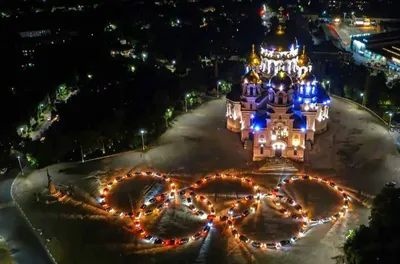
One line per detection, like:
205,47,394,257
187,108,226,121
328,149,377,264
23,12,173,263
11,168,58,264
331,94,400,147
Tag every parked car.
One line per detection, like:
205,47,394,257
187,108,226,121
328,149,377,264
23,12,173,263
239,235,249,243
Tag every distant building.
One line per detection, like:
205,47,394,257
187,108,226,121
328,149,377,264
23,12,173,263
351,30,400,72
19,29,51,38
226,23,330,162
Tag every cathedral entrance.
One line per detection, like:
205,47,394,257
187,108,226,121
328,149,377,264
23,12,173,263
275,149,282,157
272,141,286,158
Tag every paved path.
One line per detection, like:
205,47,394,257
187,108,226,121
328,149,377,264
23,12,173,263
306,96,400,194
0,169,53,264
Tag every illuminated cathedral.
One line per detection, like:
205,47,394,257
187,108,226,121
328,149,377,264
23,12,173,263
226,24,330,162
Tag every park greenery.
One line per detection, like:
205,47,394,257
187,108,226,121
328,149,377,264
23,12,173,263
1,1,265,168
1,1,264,169
0,240,13,264
340,185,400,263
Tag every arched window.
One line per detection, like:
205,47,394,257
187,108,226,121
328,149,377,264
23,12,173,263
286,61,291,73
268,90,274,101
278,93,284,104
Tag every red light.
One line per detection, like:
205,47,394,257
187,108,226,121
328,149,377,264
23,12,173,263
286,13,289,17
259,9,264,15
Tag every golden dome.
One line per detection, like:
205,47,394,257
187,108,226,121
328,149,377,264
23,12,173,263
243,69,262,84
298,46,311,67
276,24,285,35
248,44,261,67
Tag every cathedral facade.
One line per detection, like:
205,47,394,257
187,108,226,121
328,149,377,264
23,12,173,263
226,25,330,162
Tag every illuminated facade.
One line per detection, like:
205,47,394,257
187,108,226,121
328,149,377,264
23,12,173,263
226,25,330,162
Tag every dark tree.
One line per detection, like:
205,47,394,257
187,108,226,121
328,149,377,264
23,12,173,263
342,185,400,264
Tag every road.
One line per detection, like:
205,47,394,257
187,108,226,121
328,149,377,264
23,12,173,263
0,169,53,264
321,22,376,52
12,96,400,264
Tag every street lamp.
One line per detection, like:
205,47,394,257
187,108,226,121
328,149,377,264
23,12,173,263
80,145,85,163
326,80,331,94
185,94,190,112
217,81,222,98
99,140,106,154
17,156,23,175
165,108,172,128
140,130,146,150
388,112,393,130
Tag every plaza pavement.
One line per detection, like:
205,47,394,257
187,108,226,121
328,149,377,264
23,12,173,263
11,96,400,264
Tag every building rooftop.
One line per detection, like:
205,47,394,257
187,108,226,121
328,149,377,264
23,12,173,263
291,112,306,129
353,29,400,46
252,113,268,129
369,45,400,62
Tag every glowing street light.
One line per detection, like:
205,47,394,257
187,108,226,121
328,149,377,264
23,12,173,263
80,145,85,163
140,130,146,150
142,52,148,61
388,112,393,130
360,92,365,106
185,94,190,112
217,81,222,98
164,108,173,128
17,156,23,175
172,60,176,65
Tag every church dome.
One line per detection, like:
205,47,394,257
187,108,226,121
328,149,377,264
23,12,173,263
248,44,261,67
297,46,311,67
243,70,262,84
261,22,298,52
269,70,293,90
